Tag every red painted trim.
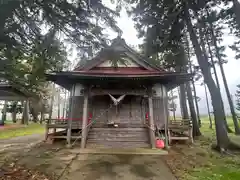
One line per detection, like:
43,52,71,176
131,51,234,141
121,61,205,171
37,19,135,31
73,70,164,75
90,67,148,70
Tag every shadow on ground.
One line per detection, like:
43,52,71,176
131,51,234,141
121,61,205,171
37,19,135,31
62,153,175,180
1,141,176,180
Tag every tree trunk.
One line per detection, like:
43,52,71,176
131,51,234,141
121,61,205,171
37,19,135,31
32,111,39,123
233,0,240,28
12,112,17,123
22,100,29,125
186,82,201,137
181,45,201,136
204,83,213,129
12,102,17,123
1,101,7,125
199,29,213,128
40,111,44,124
21,101,24,124
201,18,233,133
209,20,240,135
188,56,201,126
179,84,189,119
184,6,230,150
192,79,201,126
206,35,221,89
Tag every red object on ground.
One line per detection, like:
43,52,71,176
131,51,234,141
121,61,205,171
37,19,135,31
145,112,149,121
155,139,165,149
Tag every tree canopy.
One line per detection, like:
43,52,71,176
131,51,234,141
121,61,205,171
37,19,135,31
121,0,240,150
0,0,121,98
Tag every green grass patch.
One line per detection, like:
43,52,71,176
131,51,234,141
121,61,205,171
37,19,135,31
185,117,240,180
166,116,240,180
187,154,240,180
0,123,45,139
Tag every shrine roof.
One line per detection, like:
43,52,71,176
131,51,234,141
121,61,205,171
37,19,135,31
73,36,165,73
46,36,193,90
46,71,193,90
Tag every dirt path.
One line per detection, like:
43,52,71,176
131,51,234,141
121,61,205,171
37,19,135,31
0,136,176,180
59,153,176,180
0,134,44,168
0,134,44,152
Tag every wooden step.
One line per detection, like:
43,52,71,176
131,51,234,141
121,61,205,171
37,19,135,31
86,127,150,148
88,139,149,142
88,133,148,138
86,141,150,148
92,124,146,128
88,127,147,131
88,131,148,138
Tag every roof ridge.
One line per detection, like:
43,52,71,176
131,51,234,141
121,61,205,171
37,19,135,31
74,36,164,72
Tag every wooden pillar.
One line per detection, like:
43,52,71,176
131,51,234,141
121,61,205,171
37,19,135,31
148,96,156,148
67,84,75,147
152,84,169,149
81,91,89,149
161,85,169,149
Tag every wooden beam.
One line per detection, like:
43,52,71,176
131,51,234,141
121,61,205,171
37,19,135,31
148,96,156,148
90,88,148,96
81,92,89,148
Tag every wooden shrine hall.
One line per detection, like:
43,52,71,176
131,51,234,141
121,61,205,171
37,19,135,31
46,37,193,149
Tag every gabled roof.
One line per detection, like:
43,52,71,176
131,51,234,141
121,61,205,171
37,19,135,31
46,36,193,90
74,36,165,72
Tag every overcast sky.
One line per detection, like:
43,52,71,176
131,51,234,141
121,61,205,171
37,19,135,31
102,0,240,115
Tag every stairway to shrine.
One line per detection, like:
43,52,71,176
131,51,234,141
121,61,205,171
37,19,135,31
86,127,150,148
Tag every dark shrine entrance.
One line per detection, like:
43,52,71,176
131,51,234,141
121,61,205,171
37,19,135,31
91,94,148,128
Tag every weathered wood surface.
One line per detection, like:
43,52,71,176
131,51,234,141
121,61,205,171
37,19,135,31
91,95,145,126
68,96,84,126
48,121,82,128
81,93,89,148
92,95,109,125
152,97,165,129
168,119,193,144
87,127,150,148
148,97,156,148
90,88,148,96
92,123,146,128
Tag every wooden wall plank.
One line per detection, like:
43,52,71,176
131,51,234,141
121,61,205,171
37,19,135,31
152,97,165,129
